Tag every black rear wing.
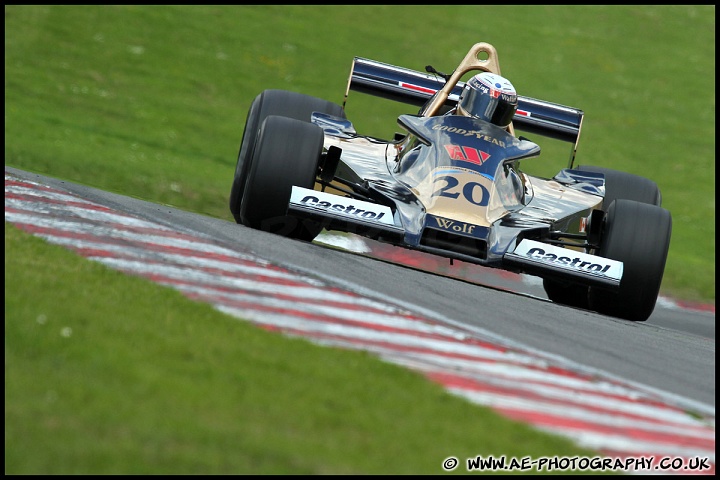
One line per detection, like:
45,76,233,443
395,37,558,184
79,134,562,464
344,55,585,166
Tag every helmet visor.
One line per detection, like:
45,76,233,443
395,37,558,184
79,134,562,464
459,81,518,127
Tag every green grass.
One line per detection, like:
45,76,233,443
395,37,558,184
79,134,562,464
5,222,605,474
4,5,714,474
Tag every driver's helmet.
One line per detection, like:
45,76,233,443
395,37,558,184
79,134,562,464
457,72,518,127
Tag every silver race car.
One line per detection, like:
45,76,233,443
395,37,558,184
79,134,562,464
229,42,671,322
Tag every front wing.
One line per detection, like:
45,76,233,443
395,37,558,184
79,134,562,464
288,186,622,289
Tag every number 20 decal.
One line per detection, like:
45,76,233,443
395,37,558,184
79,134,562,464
432,175,489,206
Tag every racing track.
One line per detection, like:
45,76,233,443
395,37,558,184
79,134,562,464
5,166,715,473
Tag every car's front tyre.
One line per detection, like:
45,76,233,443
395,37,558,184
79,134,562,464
588,199,672,321
239,115,325,242
542,278,590,309
543,165,664,311
229,89,345,223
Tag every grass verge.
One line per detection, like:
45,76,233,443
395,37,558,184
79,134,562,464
5,222,605,474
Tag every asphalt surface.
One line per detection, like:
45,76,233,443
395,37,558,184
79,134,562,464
6,167,716,414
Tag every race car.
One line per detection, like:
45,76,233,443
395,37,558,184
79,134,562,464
228,42,671,322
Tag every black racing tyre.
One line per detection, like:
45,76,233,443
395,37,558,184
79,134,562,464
588,199,672,322
576,165,662,207
542,278,590,309
544,165,664,308
229,89,346,223
239,115,325,241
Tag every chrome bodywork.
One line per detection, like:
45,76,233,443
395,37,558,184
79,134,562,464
288,44,622,289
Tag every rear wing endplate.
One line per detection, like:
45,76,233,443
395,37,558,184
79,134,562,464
344,53,585,167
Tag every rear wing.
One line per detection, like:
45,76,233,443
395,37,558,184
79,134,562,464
344,52,585,167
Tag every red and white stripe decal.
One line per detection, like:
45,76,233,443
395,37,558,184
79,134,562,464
5,172,714,474
399,82,437,95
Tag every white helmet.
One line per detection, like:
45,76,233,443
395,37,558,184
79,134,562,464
457,72,518,127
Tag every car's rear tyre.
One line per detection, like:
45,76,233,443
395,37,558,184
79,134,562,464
229,89,346,223
576,165,662,207
588,199,671,321
239,115,325,241
543,165,663,309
